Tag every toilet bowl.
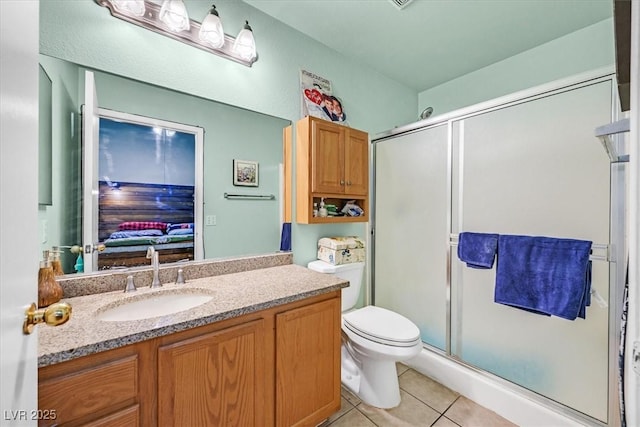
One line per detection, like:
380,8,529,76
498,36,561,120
307,260,422,409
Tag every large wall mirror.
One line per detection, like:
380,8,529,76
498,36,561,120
38,54,291,276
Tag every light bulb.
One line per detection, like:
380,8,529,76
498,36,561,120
199,5,225,48
159,0,190,32
232,21,256,61
110,0,146,17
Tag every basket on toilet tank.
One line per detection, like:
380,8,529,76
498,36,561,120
317,236,365,265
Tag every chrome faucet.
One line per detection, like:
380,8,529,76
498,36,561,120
146,246,162,288
124,274,137,293
175,268,186,284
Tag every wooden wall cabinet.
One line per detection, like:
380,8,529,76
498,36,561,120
38,291,341,427
296,116,369,224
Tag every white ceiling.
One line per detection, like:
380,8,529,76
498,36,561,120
243,0,613,92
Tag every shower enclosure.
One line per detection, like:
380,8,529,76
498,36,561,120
372,70,627,425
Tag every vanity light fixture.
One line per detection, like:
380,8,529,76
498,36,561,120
96,0,258,66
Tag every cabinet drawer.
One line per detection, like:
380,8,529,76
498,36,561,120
39,356,138,425
82,404,139,427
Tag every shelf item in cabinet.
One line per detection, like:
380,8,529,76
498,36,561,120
312,197,365,219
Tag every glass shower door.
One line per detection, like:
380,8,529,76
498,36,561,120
374,124,449,350
450,80,612,422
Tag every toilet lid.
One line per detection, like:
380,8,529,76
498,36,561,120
343,306,420,347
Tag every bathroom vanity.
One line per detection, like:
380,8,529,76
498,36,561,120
37,260,346,426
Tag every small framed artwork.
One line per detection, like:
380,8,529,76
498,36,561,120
233,159,259,187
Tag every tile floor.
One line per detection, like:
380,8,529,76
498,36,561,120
322,364,517,427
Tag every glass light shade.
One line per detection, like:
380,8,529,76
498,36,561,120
199,7,225,48
110,0,146,16
111,0,145,16
159,0,190,32
233,21,256,61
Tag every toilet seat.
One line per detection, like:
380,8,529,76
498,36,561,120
343,306,420,348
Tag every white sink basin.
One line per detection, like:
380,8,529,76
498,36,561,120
97,291,213,322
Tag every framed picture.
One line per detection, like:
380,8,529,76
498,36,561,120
233,159,259,187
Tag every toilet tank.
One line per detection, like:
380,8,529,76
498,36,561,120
307,260,365,312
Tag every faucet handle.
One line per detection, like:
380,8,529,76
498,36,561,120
124,275,137,293
176,268,186,284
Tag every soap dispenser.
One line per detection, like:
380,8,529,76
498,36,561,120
38,250,63,308
50,246,64,276
319,198,328,218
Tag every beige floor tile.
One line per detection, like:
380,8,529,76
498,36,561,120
327,406,377,427
431,416,462,427
357,389,441,427
444,396,517,427
322,396,356,424
399,369,459,413
341,385,362,407
396,362,410,376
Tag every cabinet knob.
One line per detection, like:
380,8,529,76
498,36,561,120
340,180,345,185
347,181,352,186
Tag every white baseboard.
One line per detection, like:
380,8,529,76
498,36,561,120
406,348,593,427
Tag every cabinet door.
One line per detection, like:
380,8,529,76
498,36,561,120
158,320,266,427
311,119,345,194
275,297,341,427
345,128,369,195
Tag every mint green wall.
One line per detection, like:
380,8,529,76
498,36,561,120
418,19,615,116
38,55,81,273
40,1,417,134
39,0,417,270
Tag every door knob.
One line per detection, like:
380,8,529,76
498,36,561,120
85,243,106,254
23,302,72,335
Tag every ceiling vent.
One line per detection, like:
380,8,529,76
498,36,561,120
388,0,415,10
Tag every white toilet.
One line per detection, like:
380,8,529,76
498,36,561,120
307,260,422,409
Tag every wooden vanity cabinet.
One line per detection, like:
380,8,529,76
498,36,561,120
38,291,341,427
296,116,369,224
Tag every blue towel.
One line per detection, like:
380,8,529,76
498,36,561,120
457,232,499,269
279,222,292,251
494,235,592,320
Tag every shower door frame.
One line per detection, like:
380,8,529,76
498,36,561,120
370,67,626,426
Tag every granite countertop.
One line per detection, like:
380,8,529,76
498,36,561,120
39,264,347,367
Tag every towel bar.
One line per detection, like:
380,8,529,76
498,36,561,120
224,192,275,200
448,234,611,262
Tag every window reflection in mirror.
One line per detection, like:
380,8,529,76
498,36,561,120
96,114,203,270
